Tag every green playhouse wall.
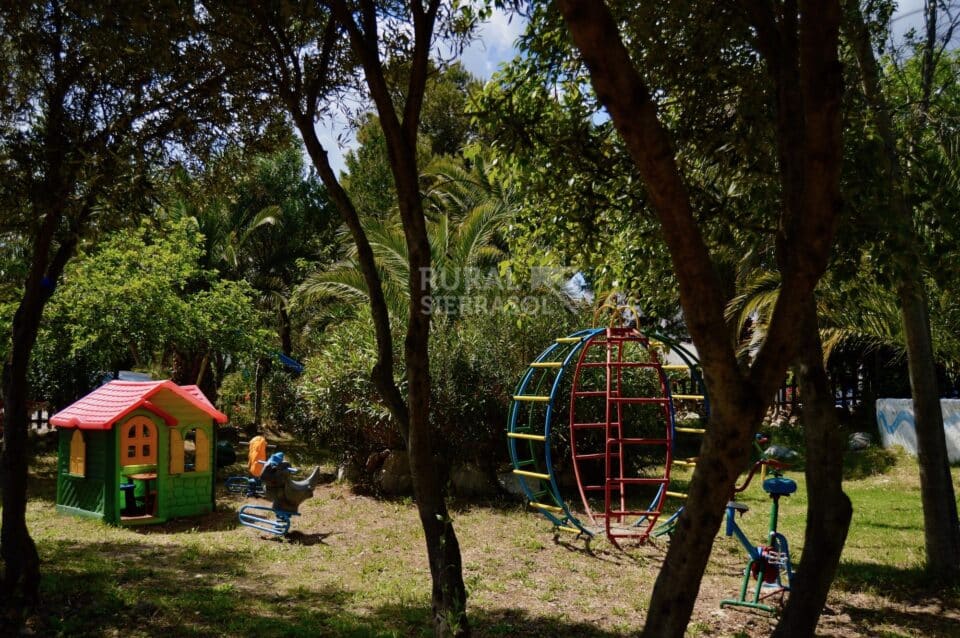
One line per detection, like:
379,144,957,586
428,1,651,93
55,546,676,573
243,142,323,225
56,428,116,523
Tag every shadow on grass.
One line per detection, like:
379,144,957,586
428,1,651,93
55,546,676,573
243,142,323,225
838,600,960,638
127,506,242,534
834,560,960,606
31,537,626,638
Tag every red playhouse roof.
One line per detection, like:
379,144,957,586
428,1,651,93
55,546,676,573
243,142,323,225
50,380,228,430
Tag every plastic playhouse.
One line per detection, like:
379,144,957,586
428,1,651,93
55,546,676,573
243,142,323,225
50,380,228,525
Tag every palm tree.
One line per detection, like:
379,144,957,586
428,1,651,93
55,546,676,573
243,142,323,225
726,266,960,378
296,154,513,322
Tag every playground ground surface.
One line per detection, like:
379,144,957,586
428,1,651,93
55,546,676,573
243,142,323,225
19,436,960,637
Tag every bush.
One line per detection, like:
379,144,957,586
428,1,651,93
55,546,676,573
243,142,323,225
294,295,586,478
218,371,255,428
294,318,399,474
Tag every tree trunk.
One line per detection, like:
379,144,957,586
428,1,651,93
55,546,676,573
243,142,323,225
641,402,762,637
398,123,469,638
406,321,468,634
325,4,469,633
1,338,42,629
900,282,960,581
0,228,75,624
773,299,852,637
253,357,268,431
557,3,842,635
844,0,960,582
279,305,293,357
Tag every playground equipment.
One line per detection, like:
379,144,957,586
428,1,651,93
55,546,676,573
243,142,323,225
50,380,227,526
721,457,796,613
506,311,708,548
237,451,322,536
225,435,270,497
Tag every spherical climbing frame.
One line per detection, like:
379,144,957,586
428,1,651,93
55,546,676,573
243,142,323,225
507,325,708,548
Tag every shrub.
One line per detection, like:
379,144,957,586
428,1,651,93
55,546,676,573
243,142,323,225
294,295,585,477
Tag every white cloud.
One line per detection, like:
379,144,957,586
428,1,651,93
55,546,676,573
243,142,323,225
460,8,526,80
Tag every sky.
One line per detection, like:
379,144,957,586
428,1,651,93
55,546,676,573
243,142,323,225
314,8,525,176
314,1,953,177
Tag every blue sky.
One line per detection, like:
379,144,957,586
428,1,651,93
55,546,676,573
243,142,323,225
315,9,525,176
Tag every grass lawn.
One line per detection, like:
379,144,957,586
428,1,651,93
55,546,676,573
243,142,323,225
18,436,960,637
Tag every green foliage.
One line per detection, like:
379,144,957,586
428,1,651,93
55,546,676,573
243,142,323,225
293,295,584,475
297,152,514,322
165,143,340,354
474,1,780,324
31,219,270,406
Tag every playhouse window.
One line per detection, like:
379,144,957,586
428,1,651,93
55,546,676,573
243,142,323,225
184,429,197,471
69,430,85,476
121,416,157,466
169,427,210,474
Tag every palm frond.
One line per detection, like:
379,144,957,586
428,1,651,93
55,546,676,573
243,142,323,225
725,270,781,336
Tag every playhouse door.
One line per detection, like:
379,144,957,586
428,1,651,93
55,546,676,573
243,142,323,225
121,416,159,516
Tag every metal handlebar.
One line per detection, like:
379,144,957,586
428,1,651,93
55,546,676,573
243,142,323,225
732,459,788,494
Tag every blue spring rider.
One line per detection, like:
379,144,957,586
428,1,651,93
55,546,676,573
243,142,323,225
721,455,796,613
237,452,321,536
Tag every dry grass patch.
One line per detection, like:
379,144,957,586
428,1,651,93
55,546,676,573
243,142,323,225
19,439,960,637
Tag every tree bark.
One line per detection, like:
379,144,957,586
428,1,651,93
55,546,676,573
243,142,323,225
332,3,470,632
279,305,293,357
844,0,960,582
773,299,852,637
1,211,77,626
556,2,842,635
272,3,469,633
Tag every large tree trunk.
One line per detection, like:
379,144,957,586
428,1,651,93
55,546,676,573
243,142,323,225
290,4,468,631
773,299,852,637
1,326,42,622
642,401,762,636
900,282,960,581
397,117,469,638
557,2,842,635
844,0,960,582
1,216,76,627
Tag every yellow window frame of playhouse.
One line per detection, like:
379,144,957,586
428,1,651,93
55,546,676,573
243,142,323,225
69,429,86,477
168,426,210,474
121,416,157,466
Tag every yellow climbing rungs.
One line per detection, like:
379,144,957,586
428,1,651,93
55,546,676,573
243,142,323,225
672,459,697,467
675,427,706,434
661,365,691,371
672,394,706,400
555,337,582,343
513,395,551,402
666,491,688,499
530,361,563,368
508,432,547,442
555,525,583,534
513,469,551,480
529,501,564,514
